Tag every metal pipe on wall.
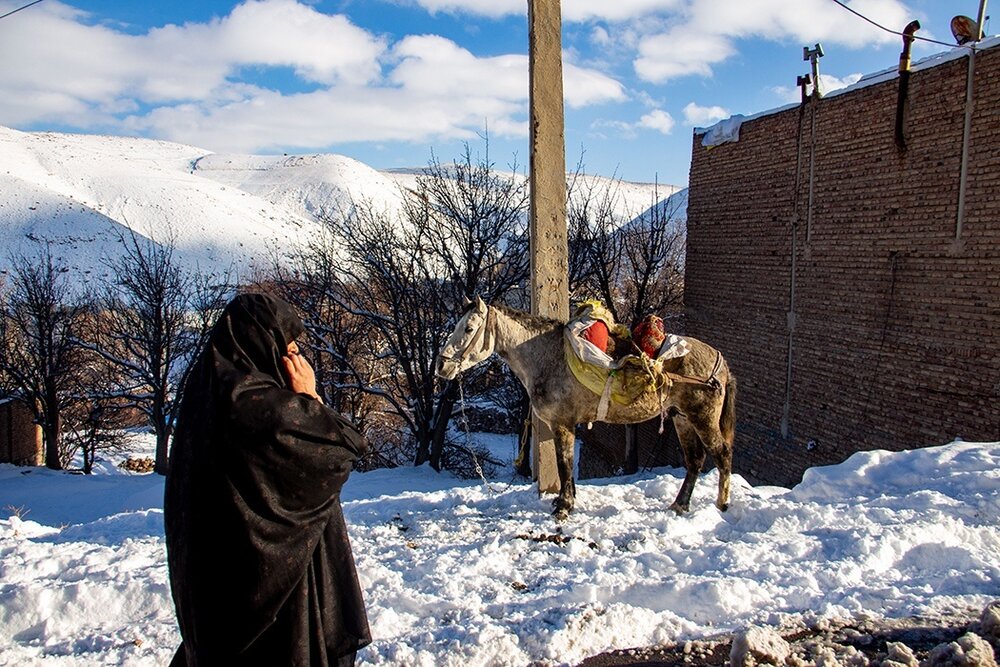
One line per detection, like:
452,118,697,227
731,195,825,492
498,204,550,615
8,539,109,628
805,100,819,243
895,21,921,150
781,79,811,439
956,47,977,244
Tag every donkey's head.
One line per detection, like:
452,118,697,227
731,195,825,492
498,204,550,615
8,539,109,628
436,295,494,380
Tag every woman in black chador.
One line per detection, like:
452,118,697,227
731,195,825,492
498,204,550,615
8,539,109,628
165,293,371,666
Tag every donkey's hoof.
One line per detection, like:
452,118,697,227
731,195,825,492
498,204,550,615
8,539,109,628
669,501,689,515
716,502,730,512
551,497,573,521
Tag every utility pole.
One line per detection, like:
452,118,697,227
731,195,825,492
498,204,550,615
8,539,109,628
527,0,569,493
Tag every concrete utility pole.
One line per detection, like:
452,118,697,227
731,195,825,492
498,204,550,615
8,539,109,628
527,0,569,493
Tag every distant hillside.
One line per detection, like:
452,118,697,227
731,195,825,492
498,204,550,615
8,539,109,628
0,126,686,285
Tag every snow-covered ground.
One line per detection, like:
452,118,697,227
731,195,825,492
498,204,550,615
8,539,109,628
1,439,998,666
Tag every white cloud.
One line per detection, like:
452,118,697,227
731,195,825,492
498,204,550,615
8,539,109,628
638,109,676,134
400,0,912,53
405,0,523,19
682,101,729,125
592,108,674,139
390,35,526,100
400,0,916,87
635,28,736,82
770,72,864,102
564,62,628,108
0,1,624,152
0,0,384,117
687,0,908,47
201,0,385,85
387,36,624,108
590,26,612,47
634,0,914,83
564,0,685,22
401,0,684,22
125,86,521,151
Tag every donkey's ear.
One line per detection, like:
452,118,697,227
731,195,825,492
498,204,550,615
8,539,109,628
462,295,472,308
476,295,486,311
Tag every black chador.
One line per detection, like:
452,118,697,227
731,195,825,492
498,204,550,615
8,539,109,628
165,294,371,666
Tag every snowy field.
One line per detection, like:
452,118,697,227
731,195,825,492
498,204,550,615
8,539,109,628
1,438,998,666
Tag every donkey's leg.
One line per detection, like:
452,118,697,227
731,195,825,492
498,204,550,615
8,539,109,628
552,425,577,521
689,418,732,512
670,417,706,514
713,445,733,512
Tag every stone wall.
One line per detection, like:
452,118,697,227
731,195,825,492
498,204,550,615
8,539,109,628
684,46,1000,486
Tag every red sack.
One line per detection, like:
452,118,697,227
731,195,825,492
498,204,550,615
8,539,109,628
632,315,665,358
581,320,609,353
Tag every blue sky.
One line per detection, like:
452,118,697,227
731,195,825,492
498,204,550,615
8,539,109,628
0,0,972,185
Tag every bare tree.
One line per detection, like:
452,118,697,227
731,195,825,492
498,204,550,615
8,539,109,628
0,276,13,401
0,244,88,469
82,230,231,475
568,177,686,328
402,143,530,467
616,190,686,326
321,201,455,470
286,141,529,473
260,237,388,467
62,359,134,475
409,144,530,306
567,170,626,317
567,175,687,474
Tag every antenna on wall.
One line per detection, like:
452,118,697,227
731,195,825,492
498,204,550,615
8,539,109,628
953,0,991,43
952,15,979,44
803,44,825,98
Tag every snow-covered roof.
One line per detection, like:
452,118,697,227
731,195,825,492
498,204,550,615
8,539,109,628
695,34,1000,140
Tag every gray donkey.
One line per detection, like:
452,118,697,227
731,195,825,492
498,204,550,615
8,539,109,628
436,296,736,520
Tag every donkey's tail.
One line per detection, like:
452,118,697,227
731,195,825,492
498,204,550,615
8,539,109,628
719,373,737,446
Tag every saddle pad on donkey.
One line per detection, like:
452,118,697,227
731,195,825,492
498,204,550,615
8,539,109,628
563,317,692,406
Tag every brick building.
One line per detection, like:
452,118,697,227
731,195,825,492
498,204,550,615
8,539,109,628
0,399,43,466
681,40,1000,486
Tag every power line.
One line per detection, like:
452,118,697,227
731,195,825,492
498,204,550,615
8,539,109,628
827,0,974,50
0,0,45,22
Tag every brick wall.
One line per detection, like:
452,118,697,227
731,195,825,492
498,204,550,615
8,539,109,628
0,400,43,466
578,421,684,480
685,46,1000,487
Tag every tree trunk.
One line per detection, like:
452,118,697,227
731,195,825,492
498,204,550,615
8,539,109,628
428,380,459,471
43,387,62,470
413,424,433,468
83,439,93,475
44,418,61,470
154,421,170,476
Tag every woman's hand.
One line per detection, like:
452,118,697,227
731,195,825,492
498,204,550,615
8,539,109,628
283,342,322,402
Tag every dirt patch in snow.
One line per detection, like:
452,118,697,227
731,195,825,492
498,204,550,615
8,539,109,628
577,602,1000,667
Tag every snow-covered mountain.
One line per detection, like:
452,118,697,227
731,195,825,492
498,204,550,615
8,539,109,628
0,126,685,285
